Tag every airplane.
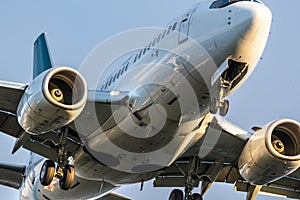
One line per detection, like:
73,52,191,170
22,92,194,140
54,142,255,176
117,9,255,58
0,0,299,199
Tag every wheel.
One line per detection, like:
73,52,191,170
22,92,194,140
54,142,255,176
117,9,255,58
169,189,184,200
40,160,55,186
192,193,203,200
219,99,229,116
59,165,75,190
210,98,219,114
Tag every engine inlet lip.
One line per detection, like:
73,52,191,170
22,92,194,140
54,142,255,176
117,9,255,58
265,119,300,161
42,66,88,110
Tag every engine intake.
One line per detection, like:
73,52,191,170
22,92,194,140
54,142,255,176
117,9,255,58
17,67,87,134
238,119,300,185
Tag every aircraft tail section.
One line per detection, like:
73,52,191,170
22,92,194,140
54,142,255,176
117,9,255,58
33,33,53,79
0,163,26,189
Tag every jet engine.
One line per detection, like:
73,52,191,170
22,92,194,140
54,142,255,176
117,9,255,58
238,119,300,185
17,67,87,135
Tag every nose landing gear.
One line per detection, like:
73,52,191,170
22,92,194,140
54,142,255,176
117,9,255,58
210,80,230,117
210,59,249,117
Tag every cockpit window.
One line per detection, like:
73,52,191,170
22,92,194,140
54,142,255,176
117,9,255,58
210,0,261,9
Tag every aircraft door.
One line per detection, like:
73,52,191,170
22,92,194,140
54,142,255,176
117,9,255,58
178,9,194,44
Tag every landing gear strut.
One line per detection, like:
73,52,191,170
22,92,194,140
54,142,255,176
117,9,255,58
168,157,203,200
210,78,230,117
39,127,75,190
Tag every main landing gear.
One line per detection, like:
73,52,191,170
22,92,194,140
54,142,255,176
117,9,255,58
168,187,203,200
40,160,75,190
39,127,75,190
168,157,203,200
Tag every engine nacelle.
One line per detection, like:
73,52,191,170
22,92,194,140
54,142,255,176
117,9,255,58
238,119,300,185
17,67,87,134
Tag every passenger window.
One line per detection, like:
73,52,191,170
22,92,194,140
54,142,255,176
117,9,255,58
124,62,129,71
113,73,117,82
172,22,177,31
143,47,147,55
152,39,156,47
108,77,113,86
162,30,167,39
134,54,138,63
147,42,152,50
157,34,161,43
138,50,143,59
167,26,172,34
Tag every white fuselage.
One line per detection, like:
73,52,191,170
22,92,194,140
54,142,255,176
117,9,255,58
20,1,272,199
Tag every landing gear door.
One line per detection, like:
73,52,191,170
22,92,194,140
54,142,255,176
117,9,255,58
179,10,194,44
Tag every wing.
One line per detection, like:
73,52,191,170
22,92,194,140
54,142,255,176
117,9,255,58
0,163,26,189
0,81,26,139
154,114,300,200
0,80,129,161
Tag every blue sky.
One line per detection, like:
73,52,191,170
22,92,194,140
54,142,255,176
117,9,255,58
0,0,299,199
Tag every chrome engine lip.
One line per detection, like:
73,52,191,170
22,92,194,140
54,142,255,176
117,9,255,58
265,119,300,161
42,66,88,111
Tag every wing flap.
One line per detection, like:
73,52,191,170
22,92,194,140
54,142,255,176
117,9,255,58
0,163,26,189
235,180,300,199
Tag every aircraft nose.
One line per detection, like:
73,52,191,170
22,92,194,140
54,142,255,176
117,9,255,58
235,2,272,42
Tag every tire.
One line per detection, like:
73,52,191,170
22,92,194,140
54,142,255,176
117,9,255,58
40,160,55,186
210,98,219,114
192,193,203,200
59,165,75,190
169,189,184,200
219,99,229,116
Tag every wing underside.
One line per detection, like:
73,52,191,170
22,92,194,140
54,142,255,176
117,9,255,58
154,115,300,199
0,77,300,199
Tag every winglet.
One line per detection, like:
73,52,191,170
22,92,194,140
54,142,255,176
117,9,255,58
33,33,53,78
